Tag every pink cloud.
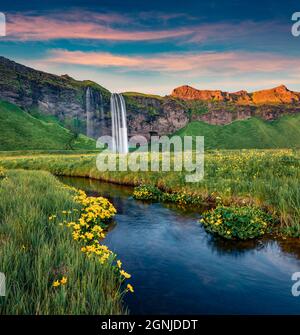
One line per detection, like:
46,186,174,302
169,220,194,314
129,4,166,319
4,10,286,43
5,11,195,41
186,20,287,43
44,49,300,74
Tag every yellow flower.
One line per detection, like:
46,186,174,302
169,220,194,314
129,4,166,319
52,280,60,287
215,219,222,226
127,284,134,293
92,225,103,233
73,224,81,230
72,231,80,240
60,277,67,285
85,232,94,240
117,260,122,268
226,230,231,235
120,270,131,279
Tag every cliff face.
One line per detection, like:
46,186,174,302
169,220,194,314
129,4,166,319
124,94,189,139
0,56,111,139
0,57,188,139
169,84,300,125
171,84,300,104
251,85,300,104
1,56,300,141
172,85,231,102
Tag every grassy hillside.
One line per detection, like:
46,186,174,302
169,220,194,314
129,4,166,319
123,91,164,100
0,101,96,150
174,115,300,149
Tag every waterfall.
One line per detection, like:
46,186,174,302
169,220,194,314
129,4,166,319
111,93,129,154
99,92,105,121
86,87,93,138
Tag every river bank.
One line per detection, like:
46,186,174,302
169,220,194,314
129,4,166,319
59,175,300,314
0,149,299,237
0,169,126,314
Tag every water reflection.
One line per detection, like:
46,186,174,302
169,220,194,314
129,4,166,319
59,176,300,315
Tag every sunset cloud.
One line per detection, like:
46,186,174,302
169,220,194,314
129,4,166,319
2,3,298,95
4,10,286,43
5,11,196,41
44,49,300,75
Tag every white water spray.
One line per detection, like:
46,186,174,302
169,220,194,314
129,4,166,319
111,93,128,153
86,87,93,138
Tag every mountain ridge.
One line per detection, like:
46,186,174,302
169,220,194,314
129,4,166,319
0,56,111,139
171,84,300,105
1,55,300,142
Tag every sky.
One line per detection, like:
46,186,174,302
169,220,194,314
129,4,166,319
0,0,300,94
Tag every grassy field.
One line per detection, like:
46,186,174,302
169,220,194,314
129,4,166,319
0,101,96,151
174,115,300,149
0,149,299,237
0,169,126,314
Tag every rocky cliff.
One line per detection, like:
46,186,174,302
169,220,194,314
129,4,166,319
0,56,111,139
1,56,300,141
0,57,190,140
170,84,300,125
171,84,300,104
123,93,189,139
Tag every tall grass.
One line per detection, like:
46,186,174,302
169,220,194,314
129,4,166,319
0,170,125,315
0,149,299,236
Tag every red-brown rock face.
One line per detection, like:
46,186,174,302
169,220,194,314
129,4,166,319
251,85,300,104
171,85,231,102
171,84,300,105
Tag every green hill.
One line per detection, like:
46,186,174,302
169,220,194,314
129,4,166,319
0,101,96,150
174,114,300,149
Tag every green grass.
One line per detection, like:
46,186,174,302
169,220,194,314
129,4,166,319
122,92,163,100
0,150,98,157
0,101,96,151
1,149,299,237
0,169,125,314
174,115,300,149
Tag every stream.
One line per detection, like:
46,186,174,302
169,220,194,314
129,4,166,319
59,176,300,315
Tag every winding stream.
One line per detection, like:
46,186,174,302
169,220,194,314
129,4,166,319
59,176,300,315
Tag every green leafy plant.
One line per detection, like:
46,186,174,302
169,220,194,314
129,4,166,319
200,205,274,240
133,185,162,201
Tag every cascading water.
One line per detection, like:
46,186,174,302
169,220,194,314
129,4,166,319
110,93,129,154
86,87,93,138
99,91,105,121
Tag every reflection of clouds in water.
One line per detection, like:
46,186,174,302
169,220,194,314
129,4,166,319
251,244,300,278
188,266,218,286
58,176,300,314
189,238,300,290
